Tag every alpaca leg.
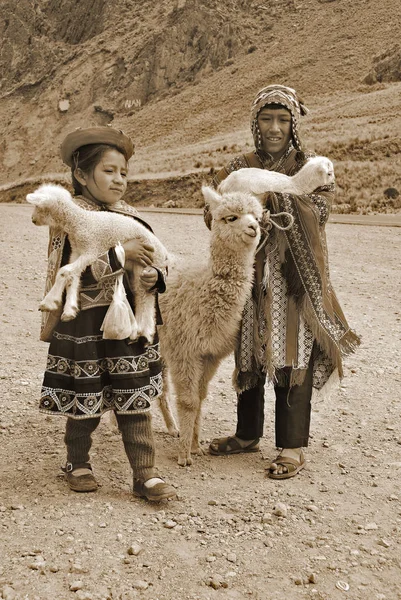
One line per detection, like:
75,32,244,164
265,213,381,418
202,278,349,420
158,366,179,437
191,357,220,454
174,375,201,467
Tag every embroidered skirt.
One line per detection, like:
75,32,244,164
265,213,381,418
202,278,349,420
39,305,163,419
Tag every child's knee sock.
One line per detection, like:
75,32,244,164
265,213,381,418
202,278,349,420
64,417,100,464
116,412,155,481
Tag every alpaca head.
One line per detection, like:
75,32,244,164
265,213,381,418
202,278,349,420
202,185,262,249
304,156,335,188
27,184,74,227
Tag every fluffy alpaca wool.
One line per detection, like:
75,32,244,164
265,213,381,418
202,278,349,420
157,186,263,466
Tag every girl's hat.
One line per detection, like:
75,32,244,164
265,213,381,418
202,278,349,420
60,125,135,166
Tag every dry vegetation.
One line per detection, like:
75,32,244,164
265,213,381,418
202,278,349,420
0,0,400,213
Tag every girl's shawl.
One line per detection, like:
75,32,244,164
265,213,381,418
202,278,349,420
40,195,148,342
213,146,360,391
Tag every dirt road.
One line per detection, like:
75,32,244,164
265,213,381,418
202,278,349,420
0,205,400,600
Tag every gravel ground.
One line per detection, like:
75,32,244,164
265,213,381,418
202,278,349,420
0,204,400,600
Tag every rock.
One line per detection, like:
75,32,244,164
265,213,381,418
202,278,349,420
127,543,143,556
377,538,391,548
132,580,149,590
164,519,177,529
70,563,89,574
75,592,93,600
2,585,17,600
273,502,288,517
70,581,84,591
206,575,228,589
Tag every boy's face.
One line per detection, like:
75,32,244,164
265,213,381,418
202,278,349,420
82,148,128,205
257,106,292,159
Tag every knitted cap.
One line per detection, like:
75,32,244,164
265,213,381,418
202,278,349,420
250,84,309,151
60,125,134,167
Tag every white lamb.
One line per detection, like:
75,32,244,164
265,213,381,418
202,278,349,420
157,185,264,466
26,183,168,343
218,155,334,200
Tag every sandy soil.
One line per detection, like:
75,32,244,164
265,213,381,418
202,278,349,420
0,204,400,600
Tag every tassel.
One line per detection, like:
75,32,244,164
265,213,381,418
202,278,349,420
101,276,137,340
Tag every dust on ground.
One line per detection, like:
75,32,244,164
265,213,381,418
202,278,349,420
0,205,400,600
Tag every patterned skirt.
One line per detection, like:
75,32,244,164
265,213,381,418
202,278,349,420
39,306,163,419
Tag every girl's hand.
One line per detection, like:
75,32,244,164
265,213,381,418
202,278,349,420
140,267,158,290
123,239,154,267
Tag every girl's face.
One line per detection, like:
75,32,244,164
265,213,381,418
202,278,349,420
257,106,292,159
79,148,128,205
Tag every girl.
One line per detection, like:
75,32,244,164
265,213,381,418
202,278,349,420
37,125,176,501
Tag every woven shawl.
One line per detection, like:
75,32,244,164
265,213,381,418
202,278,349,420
215,147,360,392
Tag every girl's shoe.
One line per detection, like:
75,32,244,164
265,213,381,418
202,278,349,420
133,477,177,501
62,462,98,492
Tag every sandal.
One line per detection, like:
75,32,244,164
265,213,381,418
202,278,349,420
209,436,260,456
133,477,177,502
267,451,305,480
62,462,98,492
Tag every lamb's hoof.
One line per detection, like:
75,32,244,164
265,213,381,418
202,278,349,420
61,309,78,322
136,324,155,345
177,454,193,467
39,299,60,312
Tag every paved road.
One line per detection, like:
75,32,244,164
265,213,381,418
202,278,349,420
140,206,401,227
3,203,401,227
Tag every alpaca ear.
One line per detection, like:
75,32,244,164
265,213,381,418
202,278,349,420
201,185,221,210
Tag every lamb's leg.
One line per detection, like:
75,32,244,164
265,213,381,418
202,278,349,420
127,268,156,343
158,364,179,437
133,285,156,342
61,272,81,321
40,265,72,312
60,255,93,321
191,357,220,455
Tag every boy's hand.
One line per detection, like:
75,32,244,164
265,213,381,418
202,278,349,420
140,267,158,290
123,239,154,267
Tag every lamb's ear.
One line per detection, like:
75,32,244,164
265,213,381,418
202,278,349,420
201,185,221,210
26,192,42,205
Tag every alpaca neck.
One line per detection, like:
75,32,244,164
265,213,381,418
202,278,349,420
210,239,255,281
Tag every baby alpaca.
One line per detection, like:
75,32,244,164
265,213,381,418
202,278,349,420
218,155,334,200
158,186,263,466
27,183,168,343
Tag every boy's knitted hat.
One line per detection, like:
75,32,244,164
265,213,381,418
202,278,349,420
250,84,309,151
61,125,134,166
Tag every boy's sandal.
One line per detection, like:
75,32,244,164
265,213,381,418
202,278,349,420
267,452,305,480
62,462,98,492
209,436,260,456
133,478,177,502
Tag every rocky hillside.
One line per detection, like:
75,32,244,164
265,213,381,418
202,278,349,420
1,0,401,212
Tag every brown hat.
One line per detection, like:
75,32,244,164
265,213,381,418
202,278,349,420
60,125,135,167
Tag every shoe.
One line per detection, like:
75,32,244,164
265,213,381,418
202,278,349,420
62,462,98,492
133,477,177,502
267,450,305,480
209,436,260,455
